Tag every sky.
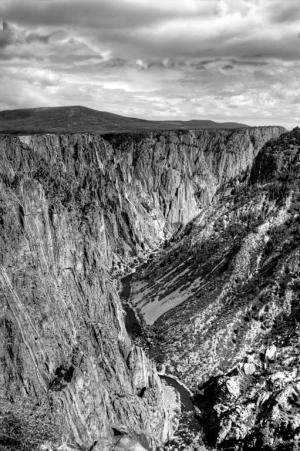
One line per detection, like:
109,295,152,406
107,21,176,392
0,0,299,128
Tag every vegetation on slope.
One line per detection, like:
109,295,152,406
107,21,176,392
130,128,300,450
0,106,248,134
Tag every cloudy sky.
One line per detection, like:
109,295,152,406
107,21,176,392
0,0,299,128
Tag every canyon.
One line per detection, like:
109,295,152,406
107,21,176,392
1,117,299,450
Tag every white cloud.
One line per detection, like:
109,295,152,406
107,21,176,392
0,0,299,127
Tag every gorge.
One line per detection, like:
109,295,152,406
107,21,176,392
0,115,299,450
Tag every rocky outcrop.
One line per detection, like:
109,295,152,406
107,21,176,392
128,128,300,449
194,331,300,450
15,127,283,267
0,126,284,450
0,188,166,449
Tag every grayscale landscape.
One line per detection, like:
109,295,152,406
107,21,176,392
0,1,299,450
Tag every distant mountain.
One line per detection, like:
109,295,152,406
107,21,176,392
0,105,248,134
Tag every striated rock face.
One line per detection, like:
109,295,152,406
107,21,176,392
0,126,284,450
0,142,169,450
102,127,284,247
129,128,300,449
3,128,283,269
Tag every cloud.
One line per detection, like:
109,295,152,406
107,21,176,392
0,21,55,49
1,1,299,61
0,0,299,128
0,0,207,29
264,0,300,23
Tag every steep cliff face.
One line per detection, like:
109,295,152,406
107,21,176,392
101,127,284,262
0,126,283,450
129,129,300,449
2,128,283,274
0,137,171,451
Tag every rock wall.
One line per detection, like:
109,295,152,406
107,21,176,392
15,127,284,268
0,126,283,450
128,128,300,449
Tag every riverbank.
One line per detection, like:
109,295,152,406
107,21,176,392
119,275,202,449
159,374,194,412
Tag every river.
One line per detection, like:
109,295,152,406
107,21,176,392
119,274,201,447
119,274,195,414
160,374,194,412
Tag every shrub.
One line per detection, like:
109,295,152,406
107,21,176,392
0,398,62,451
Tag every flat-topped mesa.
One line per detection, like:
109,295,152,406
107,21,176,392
0,125,284,450
0,105,248,134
